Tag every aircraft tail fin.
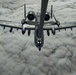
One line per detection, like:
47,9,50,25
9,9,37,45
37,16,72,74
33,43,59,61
24,4,26,20
51,5,53,19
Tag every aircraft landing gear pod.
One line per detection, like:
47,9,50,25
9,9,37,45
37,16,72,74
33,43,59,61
51,27,56,35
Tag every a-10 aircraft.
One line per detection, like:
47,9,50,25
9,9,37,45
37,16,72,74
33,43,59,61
0,0,76,51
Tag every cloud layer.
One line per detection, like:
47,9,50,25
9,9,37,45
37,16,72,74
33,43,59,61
0,0,76,75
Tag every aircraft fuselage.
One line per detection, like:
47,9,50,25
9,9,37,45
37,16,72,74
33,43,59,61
34,12,44,50
34,25,44,50
34,0,49,50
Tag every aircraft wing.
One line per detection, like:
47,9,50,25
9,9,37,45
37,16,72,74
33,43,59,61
43,22,76,35
55,25,76,31
44,22,76,30
0,24,35,32
0,22,76,35
0,24,22,29
0,22,76,30
43,24,76,30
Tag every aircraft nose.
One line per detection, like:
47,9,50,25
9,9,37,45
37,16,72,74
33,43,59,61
39,48,41,51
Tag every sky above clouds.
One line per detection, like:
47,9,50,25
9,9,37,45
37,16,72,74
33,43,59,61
0,0,76,75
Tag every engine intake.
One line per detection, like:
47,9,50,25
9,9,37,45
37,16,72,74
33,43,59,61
45,12,50,21
27,11,35,21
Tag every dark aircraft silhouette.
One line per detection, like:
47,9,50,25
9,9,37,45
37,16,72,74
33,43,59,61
0,0,76,51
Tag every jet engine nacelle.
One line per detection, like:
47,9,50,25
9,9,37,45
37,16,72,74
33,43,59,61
27,11,35,21
45,12,50,21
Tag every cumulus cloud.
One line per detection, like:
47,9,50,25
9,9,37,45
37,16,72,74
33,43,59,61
0,0,76,75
